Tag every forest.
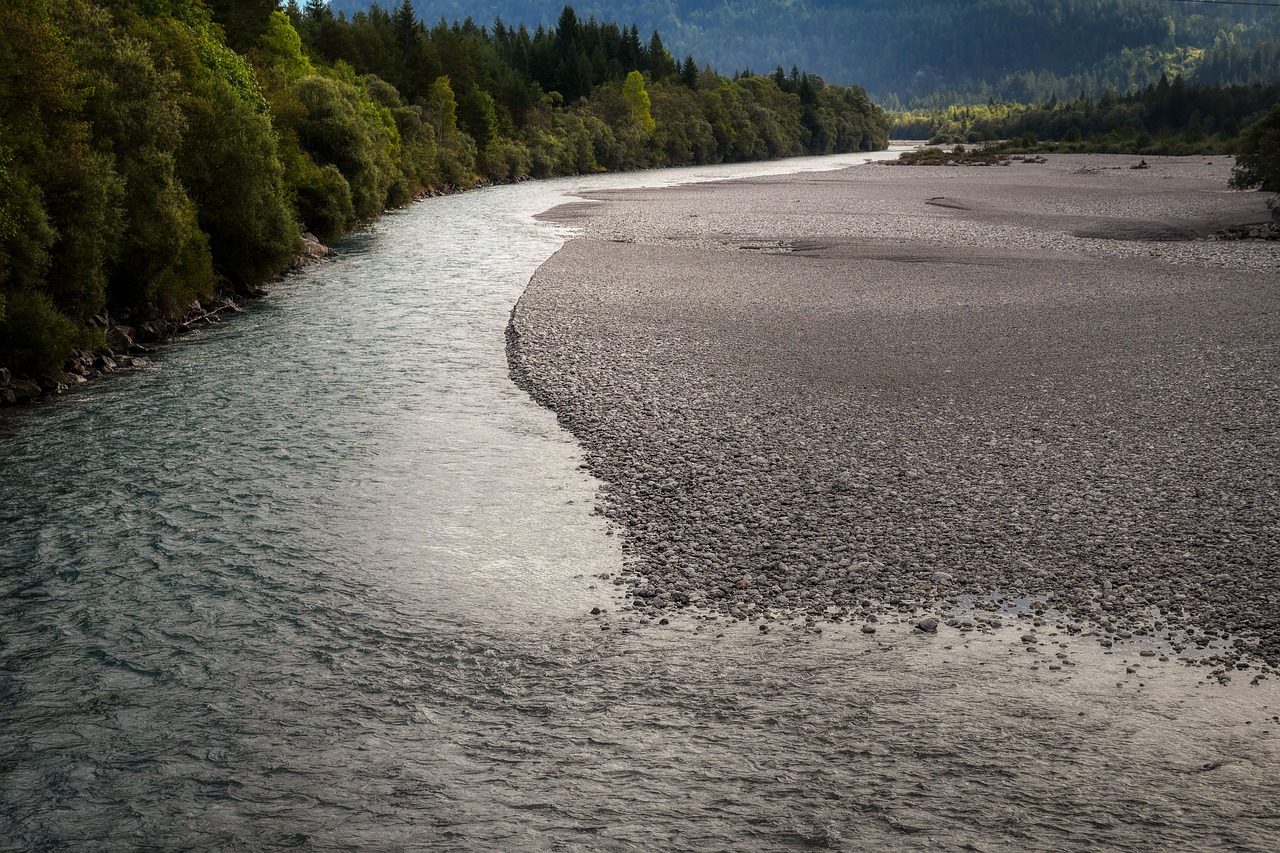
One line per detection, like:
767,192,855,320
0,0,887,381
329,0,1280,104
894,76,1280,152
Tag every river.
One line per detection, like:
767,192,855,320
2,151,1277,851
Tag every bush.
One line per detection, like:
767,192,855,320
1231,104,1280,193
481,137,531,182
0,291,84,376
292,158,355,243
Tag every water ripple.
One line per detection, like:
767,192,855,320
3,153,1278,850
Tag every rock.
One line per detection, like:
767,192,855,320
508,165,1280,671
135,320,168,342
861,624,876,634
915,617,939,633
0,367,9,387
8,378,42,402
106,325,136,352
300,231,337,260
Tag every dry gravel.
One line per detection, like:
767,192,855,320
508,154,1280,671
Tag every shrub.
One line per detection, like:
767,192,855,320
1230,104,1280,193
0,291,84,376
481,137,531,182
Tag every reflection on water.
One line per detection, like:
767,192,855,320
2,151,1277,851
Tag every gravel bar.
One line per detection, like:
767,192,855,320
508,154,1280,671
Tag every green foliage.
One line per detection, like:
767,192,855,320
893,81,1280,158
1,0,889,381
1230,103,1280,193
55,0,214,315
651,84,713,165
0,145,56,295
0,290,83,376
292,73,399,220
171,19,299,290
330,0,1280,104
293,160,356,243
622,70,656,134
427,75,461,137
460,88,499,149
481,135,531,181
206,0,280,52
259,10,315,76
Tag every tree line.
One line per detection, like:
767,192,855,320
0,0,888,380
894,76,1280,155
891,74,1280,197
330,0,1280,105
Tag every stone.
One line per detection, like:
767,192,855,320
135,321,168,342
107,326,136,352
8,379,42,402
915,617,939,633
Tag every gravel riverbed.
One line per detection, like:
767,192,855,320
509,154,1280,673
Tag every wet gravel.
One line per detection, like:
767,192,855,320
509,154,1280,671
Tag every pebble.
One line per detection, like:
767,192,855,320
510,156,1280,671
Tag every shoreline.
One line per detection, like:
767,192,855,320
0,159,853,412
0,231,339,409
508,152,1280,672
0,168,526,409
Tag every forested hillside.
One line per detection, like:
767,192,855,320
329,0,1280,103
0,0,886,386
896,76,1280,146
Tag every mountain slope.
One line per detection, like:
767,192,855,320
327,0,1280,102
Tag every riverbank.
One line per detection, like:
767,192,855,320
0,231,339,408
509,153,1280,671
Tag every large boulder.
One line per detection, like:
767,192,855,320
106,325,136,352
8,378,42,402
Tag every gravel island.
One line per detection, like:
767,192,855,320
509,154,1280,671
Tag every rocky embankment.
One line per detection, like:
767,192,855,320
0,232,336,407
1217,220,1280,240
510,155,1280,675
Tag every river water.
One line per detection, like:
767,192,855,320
2,152,1278,851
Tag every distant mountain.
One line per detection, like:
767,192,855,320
326,0,1280,103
